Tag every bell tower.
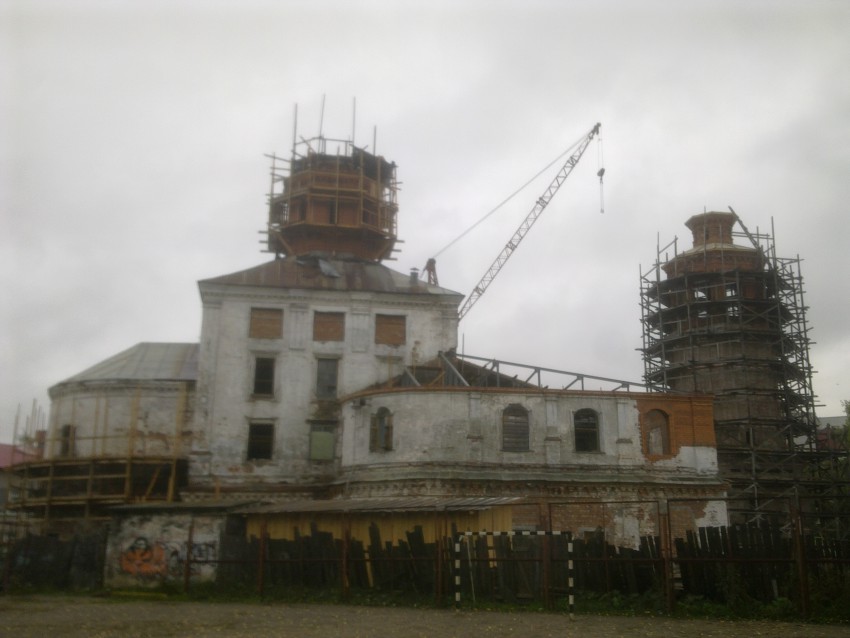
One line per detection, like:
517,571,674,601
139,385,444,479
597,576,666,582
265,136,399,262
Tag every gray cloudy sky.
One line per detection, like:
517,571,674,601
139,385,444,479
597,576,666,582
2,0,849,442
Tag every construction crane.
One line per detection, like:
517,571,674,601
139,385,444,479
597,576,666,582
455,122,602,321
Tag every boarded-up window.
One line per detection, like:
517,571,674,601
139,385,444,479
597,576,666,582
249,308,283,339
370,407,393,451
247,422,274,460
375,314,406,346
502,404,529,452
313,312,345,342
316,358,339,400
253,357,275,396
646,409,670,455
310,422,336,461
574,409,599,452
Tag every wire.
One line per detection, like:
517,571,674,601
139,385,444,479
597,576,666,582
432,132,589,259
597,134,605,214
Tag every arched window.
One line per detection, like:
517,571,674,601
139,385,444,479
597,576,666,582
574,409,599,452
646,409,670,455
502,404,529,452
370,407,393,452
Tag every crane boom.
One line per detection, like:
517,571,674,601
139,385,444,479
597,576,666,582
457,122,601,321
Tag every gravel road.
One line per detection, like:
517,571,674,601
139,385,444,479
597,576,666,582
0,595,846,638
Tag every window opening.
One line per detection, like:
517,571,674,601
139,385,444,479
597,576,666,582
249,308,283,339
310,422,337,461
253,357,275,396
370,407,394,452
646,409,671,455
316,358,339,400
502,404,530,452
313,312,345,342
59,424,76,458
375,314,406,346
574,409,599,452
247,422,274,460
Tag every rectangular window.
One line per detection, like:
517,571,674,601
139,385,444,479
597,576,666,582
247,422,274,460
253,357,275,396
310,422,336,461
316,358,339,400
369,408,394,452
313,312,345,342
502,405,530,452
574,409,599,452
249,308,283,339
59,424,76,458
375,314,406,346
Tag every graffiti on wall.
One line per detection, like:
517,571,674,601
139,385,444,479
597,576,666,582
119,536,217,581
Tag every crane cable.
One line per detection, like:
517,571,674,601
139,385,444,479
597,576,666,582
430,131,590,260
597,133,605,214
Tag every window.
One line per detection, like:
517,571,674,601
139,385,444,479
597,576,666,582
247,422,274,460
310,422,336,461
502,404,529,452
646,409,670,455
313,312,345,342
316,358,339,400
574,409,599,452
59,424,76,458
249,308,283,339
370,407,393,451
375,314,406,346
253,357,275,396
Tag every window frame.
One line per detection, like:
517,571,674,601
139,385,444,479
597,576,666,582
316,357,340,400
645,409,671,456
369,407,394,452
574,408,600,453
313,311,345,342
252,356,276,398
309,421,337,461
247,421,275,461
375,314,407,346
501,404,530,452
249,307,283,339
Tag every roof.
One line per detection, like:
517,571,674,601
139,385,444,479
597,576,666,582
0,444,37,469
54,342,199,387
233,496,522,515
199,255,462,298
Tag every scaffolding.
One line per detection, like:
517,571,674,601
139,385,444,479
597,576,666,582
264,135,399,262
6,385,192,536
640,212,848,532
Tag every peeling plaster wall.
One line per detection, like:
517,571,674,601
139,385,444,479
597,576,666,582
192,282,460,487
339,389,720,487
46,381,193,459
104,512,223,588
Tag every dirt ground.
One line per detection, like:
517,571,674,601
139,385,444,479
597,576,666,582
0,595,847,638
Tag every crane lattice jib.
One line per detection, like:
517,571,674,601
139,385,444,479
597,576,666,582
457,122,601,321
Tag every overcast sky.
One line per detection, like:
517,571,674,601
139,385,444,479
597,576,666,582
2,0,848,442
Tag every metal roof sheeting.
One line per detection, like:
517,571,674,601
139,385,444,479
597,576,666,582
54,342,199,386
199,256,462,298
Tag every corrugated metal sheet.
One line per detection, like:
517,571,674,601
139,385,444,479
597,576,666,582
233,496,522,515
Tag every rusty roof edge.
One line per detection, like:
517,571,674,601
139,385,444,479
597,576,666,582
231,496,523,516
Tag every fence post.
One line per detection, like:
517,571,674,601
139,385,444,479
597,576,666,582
792,507,810,617
257,517,267,596
183,516,195,594
341,514,350,600
659,501,674,613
